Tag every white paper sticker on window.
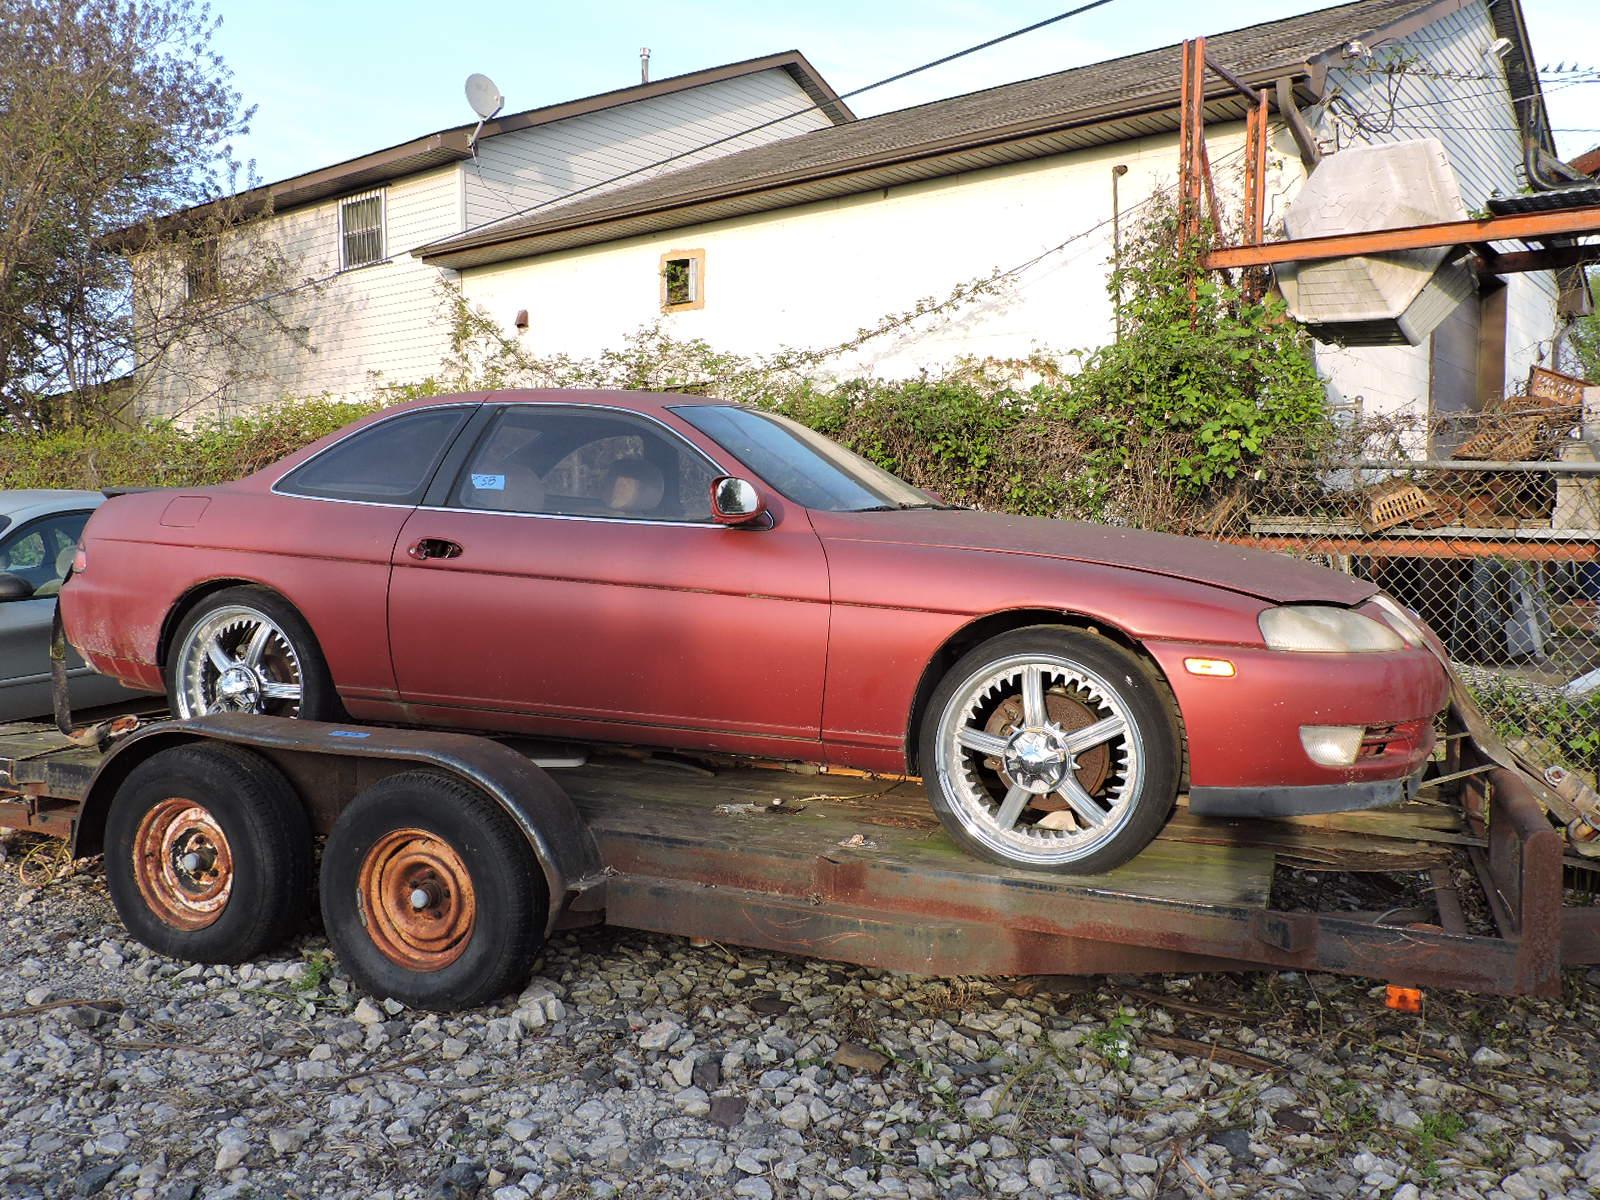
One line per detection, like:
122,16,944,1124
471,473,506,490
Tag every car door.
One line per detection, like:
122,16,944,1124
386,403,832,755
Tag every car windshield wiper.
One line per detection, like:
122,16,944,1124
850,501,964,512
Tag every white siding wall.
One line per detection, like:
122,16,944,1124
1311,0,1560,421
461,124,1266,379
140,166,465,421
461,4,1560,434
136,67,832,417
463,68,834,229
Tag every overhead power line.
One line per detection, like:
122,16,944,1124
423,0,1124,252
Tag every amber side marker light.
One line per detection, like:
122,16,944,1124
1385,985,1423,1013
1183,657,1236,677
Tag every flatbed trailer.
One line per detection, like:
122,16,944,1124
1,710,1597,1005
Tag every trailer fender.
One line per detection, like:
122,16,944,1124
72,714,604,938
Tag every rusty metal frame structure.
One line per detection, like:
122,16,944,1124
1178,38,1274,293
1208,204,1600,274
1,710,1596,997
1172,29,1600,280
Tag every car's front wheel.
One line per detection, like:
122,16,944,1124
167,586,338,721
919,626,1180,874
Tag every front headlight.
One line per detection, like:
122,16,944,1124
1368,592,1427,648
1258,605,1406,653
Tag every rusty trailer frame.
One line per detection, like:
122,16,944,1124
0,711,1595,998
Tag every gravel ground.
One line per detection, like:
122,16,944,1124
3,843,1600,1200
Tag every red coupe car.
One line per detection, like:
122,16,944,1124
63,390,1449,873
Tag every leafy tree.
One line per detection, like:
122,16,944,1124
1564,269,1600,384
0,0,303,430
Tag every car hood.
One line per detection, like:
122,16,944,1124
813,509,1378,606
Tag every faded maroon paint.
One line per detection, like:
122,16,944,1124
63,389,1448,796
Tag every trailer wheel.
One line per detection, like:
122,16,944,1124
104,744,312,963
919,626,1181,874
320,771,547,1011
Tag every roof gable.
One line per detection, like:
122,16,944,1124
106,51,849,251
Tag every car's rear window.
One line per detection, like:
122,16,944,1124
277,407,472,504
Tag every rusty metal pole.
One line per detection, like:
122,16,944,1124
1178,38,1206,249
1241,92,1272,301
1179,38,1209,314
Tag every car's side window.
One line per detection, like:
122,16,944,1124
0,513,89,595
451,407,718,522
277,407,472,504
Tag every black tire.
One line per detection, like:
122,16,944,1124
319,771,547,1011
104,743,313,963
165,585,341,721
917,626,1181,874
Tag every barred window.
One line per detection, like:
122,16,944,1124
184,237,220,299
339,190,386,270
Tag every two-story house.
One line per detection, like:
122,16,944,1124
122,52,850,418
131,0,1580,434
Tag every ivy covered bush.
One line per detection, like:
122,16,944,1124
0,200,1329,529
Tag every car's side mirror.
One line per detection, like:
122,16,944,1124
0,573,34,601
709,476,767,527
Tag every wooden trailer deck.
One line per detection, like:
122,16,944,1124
3,717,1597,996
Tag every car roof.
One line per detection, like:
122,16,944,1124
0,489,106,525
409,389,733,417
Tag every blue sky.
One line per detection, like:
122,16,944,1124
210,0,1600,186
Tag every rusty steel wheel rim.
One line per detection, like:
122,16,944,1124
132,797,235,930
357,828,476,971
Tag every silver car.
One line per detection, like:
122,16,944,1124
0,490,149,722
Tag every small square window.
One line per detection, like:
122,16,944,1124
184,237,220,300
339,190,386,270
660,249,705,311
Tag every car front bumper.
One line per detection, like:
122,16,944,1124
1145,639,1449,803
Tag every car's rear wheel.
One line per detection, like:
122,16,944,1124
919,626,1180,874
168,586,338,721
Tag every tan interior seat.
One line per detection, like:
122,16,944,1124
602,457,666,515
31,544,77,598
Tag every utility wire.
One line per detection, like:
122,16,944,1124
419,0,1124,252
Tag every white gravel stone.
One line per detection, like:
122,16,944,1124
214,1129,248,1171
1,862,1595,1200
639,1020,679,1051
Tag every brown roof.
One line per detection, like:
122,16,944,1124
104,51,850,251
1575,146,1600,177
417,0,1469,268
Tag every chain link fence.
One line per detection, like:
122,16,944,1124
1190,374,1600,783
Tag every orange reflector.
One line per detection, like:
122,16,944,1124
1385,985,1422,1012
1183,657,1236,677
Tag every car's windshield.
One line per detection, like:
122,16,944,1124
673,405,940,513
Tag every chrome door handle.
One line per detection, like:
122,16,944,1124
407,538,463,561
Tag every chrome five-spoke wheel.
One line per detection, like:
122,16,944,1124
175,604,304,718
920,628,1180,873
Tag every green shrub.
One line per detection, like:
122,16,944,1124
0,398,377,490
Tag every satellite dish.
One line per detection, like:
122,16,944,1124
465,73,504,120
